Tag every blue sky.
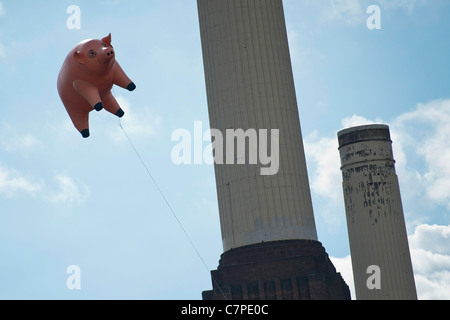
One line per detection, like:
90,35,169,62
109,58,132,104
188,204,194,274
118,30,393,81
0,0,449,300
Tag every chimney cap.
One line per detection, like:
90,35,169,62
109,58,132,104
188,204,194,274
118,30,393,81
338,124,391,149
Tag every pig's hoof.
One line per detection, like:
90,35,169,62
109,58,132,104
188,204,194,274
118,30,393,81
94,102,104,112
127,82,136,92
115,108,125,118
81,129,90,138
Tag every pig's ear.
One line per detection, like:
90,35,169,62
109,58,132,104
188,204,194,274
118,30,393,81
102,33,112,47
74,51,85,64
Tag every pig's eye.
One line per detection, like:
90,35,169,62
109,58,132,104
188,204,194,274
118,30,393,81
88,50,97,58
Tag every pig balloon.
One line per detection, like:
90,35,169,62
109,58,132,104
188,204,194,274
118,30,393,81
57,34,136,138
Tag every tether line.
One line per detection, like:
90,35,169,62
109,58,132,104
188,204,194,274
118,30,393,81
118,121,227,300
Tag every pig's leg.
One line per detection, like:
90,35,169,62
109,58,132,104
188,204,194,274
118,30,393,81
102,92,125,118
69,109,90,138
73,80,104,111
113,62,136,92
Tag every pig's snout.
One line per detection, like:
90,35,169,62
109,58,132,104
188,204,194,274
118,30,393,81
100,47,115,63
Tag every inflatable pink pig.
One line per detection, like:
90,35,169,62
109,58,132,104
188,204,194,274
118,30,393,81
57,34,136,138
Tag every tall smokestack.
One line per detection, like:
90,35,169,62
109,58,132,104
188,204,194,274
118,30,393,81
338,124,417,300
198,0,350,300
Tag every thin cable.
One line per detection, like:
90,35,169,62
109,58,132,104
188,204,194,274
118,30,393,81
118,121,227,300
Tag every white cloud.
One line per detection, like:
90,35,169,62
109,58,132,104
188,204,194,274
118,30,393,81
393,99,450,209
409,224,450,300
331,224,450,300
0,41,5,60
376,0,429,13
0,124,87,205
301,0,431,26
103,0,121,5
303,0,366,25
286,25,300,64
1,133,41,153
409,224,450,256
414,272,450,300
0,2,5,60
0,163,41,197
326,0,365,25
340,114,384,129
305,131,341,204
106,95,162,141
48,175,90,206
330,255,355,299
0,162,89,206
304,131,344,227
0,124,42,153
149,48,194,78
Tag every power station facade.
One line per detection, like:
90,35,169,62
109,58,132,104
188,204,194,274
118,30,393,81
338,125,417,300
197,0,350,300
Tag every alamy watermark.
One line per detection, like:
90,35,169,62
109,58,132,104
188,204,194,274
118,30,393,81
66,5,81,30
65,4,379,31
66,265,81,290
366,265,381,290
171,121,280,176
367,5,381,30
